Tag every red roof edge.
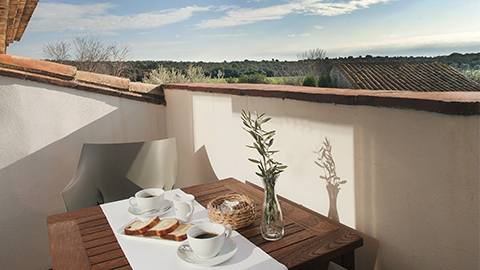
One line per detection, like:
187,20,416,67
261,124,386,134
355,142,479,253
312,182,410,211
0,54,165,105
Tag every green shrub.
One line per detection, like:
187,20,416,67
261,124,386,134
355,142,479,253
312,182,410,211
281,76,304,86
317,73,335,88
238,72,270,84
302,74,317,87
462,69,480,83
226,77,238,83
143,64,211,84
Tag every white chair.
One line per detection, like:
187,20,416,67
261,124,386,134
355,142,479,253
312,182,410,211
61,138,178,211
328,261,348,270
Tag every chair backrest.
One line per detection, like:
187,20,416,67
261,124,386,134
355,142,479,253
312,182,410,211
61,138,178,211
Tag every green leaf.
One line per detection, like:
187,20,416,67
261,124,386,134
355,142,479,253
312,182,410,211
241,110,286,179
248,158,260,163
267,138,274,147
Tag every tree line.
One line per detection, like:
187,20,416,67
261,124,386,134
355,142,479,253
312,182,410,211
41,38,479,84
126,53,480,84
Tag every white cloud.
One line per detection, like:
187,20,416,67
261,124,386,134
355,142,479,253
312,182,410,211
288,34,296,37
326,31,480,55
199,33,248,38
196,0,392,28
30,3,211,33
398,31,480,47
314,25,324,29
196,4,296,28
301,33,310,36
30,1,393,33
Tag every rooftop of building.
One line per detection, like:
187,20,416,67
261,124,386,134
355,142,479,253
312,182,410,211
335,61,479,92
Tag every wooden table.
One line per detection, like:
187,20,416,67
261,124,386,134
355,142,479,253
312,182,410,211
47,178,363,269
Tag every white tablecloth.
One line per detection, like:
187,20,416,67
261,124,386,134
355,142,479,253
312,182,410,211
101,189,287,269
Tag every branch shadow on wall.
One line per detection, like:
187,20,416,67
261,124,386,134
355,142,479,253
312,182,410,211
314,137,346,222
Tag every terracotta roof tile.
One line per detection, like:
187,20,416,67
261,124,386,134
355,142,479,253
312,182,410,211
335,61,480,92
0,0,38,53
0,54,165,105
75,70,130,91
0,54,76,79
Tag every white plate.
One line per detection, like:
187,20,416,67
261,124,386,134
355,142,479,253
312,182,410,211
116,218,202,244
177,238,237,266
116,218,181,244
128,199,172,218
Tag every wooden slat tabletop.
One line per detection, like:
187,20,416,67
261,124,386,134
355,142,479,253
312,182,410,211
47,206,131,270
47,178,362,270
182,178,363,270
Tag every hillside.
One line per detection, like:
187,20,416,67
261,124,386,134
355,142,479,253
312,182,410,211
120,53,479,83
55,52,480,84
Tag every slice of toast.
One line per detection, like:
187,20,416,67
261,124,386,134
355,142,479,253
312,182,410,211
124,216,160,235
143,218,179,236
160,223,194,241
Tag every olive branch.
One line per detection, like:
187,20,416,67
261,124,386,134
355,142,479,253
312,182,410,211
241,110,287,184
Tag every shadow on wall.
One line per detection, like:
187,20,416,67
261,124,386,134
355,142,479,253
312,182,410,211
314,137,347,222
0,97,168,268
186,145,219,187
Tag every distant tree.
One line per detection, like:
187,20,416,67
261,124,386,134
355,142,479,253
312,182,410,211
42,37,132,77
42,40,71,64
317,73,335,88
237,72,270,84
302,74,317,87
297,48,326,61
143,64,212,84
109,42,132,77
73,36,112,73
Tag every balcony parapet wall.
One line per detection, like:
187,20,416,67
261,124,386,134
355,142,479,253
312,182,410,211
0,54,165,105
162,83,480,115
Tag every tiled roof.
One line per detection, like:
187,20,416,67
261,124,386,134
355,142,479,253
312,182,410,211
0,0,39,54
0,54,165,104
335,61,480,92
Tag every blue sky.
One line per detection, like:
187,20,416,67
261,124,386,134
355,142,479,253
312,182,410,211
7,0,480,62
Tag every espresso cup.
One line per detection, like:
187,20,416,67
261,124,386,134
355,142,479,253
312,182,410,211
173,193,195,223
186,223,232,259
129,188,164,213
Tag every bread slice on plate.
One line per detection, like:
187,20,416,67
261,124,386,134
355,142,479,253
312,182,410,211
124,216,160,235
160,223,194,241
143,218,180,236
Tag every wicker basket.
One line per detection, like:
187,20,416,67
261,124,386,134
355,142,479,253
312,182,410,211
207,194,256,230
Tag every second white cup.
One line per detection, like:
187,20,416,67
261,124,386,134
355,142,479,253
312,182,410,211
186,223,232,259
129,188,164,213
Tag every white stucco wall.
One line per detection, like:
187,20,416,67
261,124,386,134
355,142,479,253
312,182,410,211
165,88,479,270
2,76,478,269
0,76,167,269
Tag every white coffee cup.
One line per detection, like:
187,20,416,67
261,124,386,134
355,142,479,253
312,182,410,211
187,223,233,259
173,193,195,223
129,188,164,213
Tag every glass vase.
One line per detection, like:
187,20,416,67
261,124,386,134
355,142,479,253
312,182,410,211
261,176,284,241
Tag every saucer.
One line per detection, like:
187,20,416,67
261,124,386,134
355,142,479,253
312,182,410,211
128,199,172,217
177,238,237,266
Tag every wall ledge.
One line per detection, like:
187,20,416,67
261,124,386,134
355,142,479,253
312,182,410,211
162,83,480,115
0,54,166,105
